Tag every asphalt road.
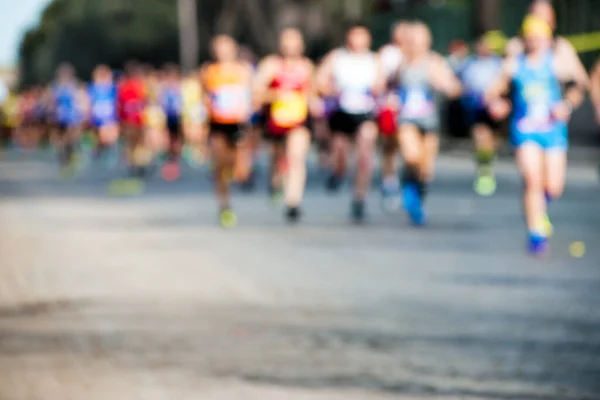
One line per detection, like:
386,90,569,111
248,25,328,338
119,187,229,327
1,150,599,400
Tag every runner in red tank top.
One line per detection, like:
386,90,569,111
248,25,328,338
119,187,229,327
118,62,147,176
254,28,319,223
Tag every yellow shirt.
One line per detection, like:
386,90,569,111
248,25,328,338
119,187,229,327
144,104,166,129
181,78,206,124
1,94,20,127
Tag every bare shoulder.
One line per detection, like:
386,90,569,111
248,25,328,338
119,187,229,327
502,57,518,76
505,37,524,57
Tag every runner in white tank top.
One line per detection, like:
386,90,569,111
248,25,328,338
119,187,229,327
316,23,383,223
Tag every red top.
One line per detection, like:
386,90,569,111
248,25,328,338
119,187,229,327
269,61,311,92
118,78,146,125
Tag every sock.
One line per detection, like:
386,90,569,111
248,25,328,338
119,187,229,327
401,165,419,187
417,180,428,202
545,191,553,206
476,149,495,175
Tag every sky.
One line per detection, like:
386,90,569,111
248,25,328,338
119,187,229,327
0,0,52,67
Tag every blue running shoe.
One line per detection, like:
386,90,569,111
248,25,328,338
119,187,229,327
402,183,426,226
528,234,548,256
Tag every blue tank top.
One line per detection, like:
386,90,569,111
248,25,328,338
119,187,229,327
460,55,502,109
89,82,117,120
161,85,182,117
511,51,563,134
53,83,78,121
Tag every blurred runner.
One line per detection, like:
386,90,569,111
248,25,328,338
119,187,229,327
118,62,148,177
487,16,587,255
51,64,84,173
181,69,207,167
142,68,167,167
0,82,19,149
239,45,261,190
201,35,253,227
254,28,316,223
161,64,184,180
459,34,503,196
317,23,382,223
447,40,470,74
89,65,119,167
378,21,410,212
389,22,462,225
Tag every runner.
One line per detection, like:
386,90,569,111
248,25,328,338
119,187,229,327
142,68,167,169
50,64,84,173
378,21,410,212
317,22,383,223
88,65,119,166
181,69,207,167
0,81,19,149
254,28,316,222
118,62,148,177
201,35,253,227
459,33,503,196
161,64,184,180
486,15,587,255
388,22,462,225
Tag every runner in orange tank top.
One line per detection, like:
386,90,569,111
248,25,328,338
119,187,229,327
254,28,319,223
201,35,254,227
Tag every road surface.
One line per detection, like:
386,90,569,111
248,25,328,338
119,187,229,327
1,151,599,400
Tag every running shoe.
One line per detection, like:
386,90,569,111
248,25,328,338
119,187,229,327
161,161,181,181
402,182,426,226
326,174,343,193
285,206,302,224
219,208,237,228
351,200,366,224
473,173,497,196
528,233,548,256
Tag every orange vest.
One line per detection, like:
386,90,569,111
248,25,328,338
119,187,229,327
204,63,251,124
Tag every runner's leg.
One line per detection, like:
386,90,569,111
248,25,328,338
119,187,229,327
284,126,311,222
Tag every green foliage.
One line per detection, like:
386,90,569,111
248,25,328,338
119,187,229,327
19,0,179,86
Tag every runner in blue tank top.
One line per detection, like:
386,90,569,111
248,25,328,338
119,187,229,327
486,15,588,256
51,64,83,171
89,65,119,166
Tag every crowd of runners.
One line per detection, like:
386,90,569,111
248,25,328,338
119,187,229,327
1,0,599,255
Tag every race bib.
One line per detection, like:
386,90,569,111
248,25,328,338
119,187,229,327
402,88,434,118
339,90,374,114
92,101,115,119
212,85,251,121
517,84,553,133
270,92,308,128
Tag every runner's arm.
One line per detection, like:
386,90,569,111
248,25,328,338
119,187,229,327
252,56,277,108
198,65,212,111
504,37,523,58
315,50,337,97
591,59,600,124
554,41,589,111
430,53,462,98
